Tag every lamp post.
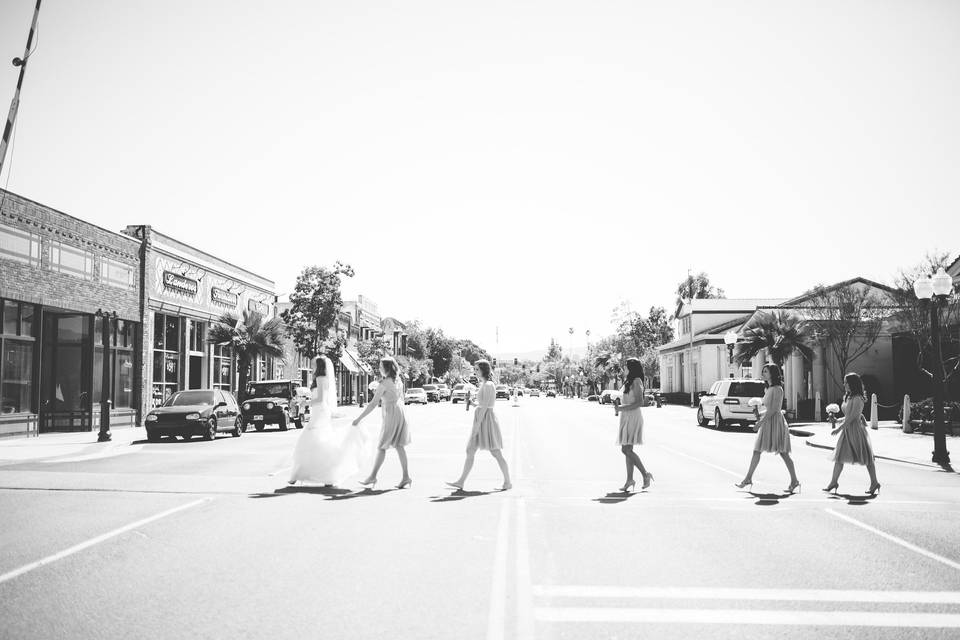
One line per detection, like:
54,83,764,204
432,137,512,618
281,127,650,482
94,309,116,443
724,331,738,378
913,268,954,466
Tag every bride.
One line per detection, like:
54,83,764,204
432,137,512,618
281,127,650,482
288,355,369,487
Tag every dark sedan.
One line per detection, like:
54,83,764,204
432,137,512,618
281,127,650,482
144,390,242,442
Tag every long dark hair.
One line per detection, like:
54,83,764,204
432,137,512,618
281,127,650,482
844,372,865,400
475,359,492,382
623,357,645,394
310,356,327,390
380,356,398,381
762,363,782,388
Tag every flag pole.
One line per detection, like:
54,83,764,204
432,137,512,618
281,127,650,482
0,0,42,179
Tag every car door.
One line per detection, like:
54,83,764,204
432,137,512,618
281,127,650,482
704,381,721,413
214,391,230,430
224,392,240,425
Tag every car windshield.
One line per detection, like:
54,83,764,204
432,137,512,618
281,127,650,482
247,383,291,399
454,385,464,390
496,385,508,390
728,382,766,397
438,384,448,389
423,385,437,391
166,391,216,407
408,389,425,394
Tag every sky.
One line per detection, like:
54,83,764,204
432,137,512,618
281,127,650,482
2,0,959,356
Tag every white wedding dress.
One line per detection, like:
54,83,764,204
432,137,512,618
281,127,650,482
289,358,371,486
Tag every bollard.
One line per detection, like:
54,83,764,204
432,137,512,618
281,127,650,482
870,393,879,430
902,394,912,433
815,391,822,423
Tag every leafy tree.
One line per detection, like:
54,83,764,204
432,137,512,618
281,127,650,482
424,327,455,377
403,320,430,360
282,262,355,360
734,310,813,375
356,335,391,374
545,338,563,361
676,271,725,307
455,339,491,364
208,310,286,401
446,355,474,383
398,355,433,388
892,252,960,373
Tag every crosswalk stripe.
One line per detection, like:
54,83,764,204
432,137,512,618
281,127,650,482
534,608,960,627
532,585,960,604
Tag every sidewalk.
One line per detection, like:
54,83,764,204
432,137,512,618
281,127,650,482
0,427,144,465
789,420,955,468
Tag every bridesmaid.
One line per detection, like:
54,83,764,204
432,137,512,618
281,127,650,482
615,357,653,492
824,372,880,495
735,363,801,493
447,359,512,491
352,357,412,489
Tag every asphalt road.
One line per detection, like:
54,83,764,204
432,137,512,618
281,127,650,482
2,397,960,639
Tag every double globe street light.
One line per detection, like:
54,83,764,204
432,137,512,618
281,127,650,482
724,331,738,378
913,267,955,466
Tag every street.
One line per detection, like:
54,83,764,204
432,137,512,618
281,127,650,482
2,398,960,639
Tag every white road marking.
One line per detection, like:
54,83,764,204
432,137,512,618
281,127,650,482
267,465,292,477
516,498,534,639
0,498,211,584
533,585,960,603
655,444,741,478
43,446,144,463
534,608,960,627
486,498,511,640
826,508,960,572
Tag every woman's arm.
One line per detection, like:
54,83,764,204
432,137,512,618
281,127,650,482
353,384,385,425
839,397,864,431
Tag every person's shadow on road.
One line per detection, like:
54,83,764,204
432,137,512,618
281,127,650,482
593,491,644,504
248,486,354,499
430,489,497,502
326,487,396,500
825,492,878,506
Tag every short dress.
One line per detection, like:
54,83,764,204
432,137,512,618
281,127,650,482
374,378,411,450
753,385,791,453
617,382,645,446
833,396,875,465
468,381,504,451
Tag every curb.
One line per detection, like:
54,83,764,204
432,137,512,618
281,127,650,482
803,439,939,469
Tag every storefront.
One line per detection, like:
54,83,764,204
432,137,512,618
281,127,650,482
123,226,276,410
0,190,142,437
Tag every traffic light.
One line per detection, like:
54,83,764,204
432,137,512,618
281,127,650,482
514,358,518,366
493,358,497,367
536,365,540,373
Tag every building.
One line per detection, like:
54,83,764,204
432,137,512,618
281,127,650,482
0,190,142,437
122,226,277,410
380,317,407,356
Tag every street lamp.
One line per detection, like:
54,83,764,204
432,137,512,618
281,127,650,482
913,268,954,466
724,331,738,377
94,309,117,443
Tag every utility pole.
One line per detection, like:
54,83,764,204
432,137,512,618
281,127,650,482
0,0,42,178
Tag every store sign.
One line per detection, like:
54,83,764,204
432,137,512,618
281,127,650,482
162,271,199,295
248,299,269,315
211,287,239,307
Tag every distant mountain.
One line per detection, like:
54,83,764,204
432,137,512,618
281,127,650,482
494,347,587,363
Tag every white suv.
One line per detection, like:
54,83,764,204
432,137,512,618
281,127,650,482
697,378,766,429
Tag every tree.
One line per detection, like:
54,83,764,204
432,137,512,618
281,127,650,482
424,327,455,377
676,271,725,307
281,263,355,360
207,310,286,401
892,252,960,374
398,355,433,388
805,283,891,392
455,339,491,364
735,310,813,370
403,320,430,360
356,335,391,374
545,338,563,361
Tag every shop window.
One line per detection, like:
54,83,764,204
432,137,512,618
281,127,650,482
0,223,40,266
1,340,33,414
50,241,95,280
152,312,182,407
20,303,34,337
190,322,206,353
2,300,17,335
212,344,233,392
101,257,135,289
114,351,134,408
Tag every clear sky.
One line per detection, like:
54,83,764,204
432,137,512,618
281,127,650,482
2,0,958,355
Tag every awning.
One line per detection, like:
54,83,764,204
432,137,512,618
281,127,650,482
338,352,360,374
346,349,374,375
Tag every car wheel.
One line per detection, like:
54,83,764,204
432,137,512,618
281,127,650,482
232,417,243,438
714,408,726,430
278,414,288,431
696,406,709,427
254,423,265,432
203,420,217,441
147,430,161,443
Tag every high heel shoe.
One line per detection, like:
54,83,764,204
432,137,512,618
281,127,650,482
734,480,753,490
359,478,377,489
822,482,839,494
867,482,881,496
500,482,513,491
619,480,636,493
445,481,464,491
396,478,412,489
642,472,654,490
787,480,801,494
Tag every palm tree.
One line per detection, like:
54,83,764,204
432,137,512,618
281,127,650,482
207,310,286,401
594,351,623,390
734,310,813,370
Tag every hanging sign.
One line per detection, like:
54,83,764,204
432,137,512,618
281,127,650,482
211,287,239,307
162,271,199,295
248,299,269,315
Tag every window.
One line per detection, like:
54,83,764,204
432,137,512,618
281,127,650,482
2,300,17,335
212,344,233,392
1,340,33,414
0,223,40,266
152,313,182,407
729,381,766,398
102,257,135,289
50,241,95,280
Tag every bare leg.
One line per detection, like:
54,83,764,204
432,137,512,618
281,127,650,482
866,461,878,486
739,451,762,485
451,443,478,488
623,451,634,484
396,446,410,483
780,452,799,485
829,461,843,486
490,449,511,488
363,449,386,484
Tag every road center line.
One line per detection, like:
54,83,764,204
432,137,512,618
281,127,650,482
486,498,511,640
534,608,960,627
825,508,960,572
516,498,534,639
0,497,211,585
655,444,741,478
532,585,960,603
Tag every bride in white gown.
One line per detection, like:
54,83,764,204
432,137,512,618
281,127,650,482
288,356,370,487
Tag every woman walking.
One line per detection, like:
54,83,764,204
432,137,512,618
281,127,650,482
615,357,653,492
824,372,880,495
447,359,512,491
735,363,801,493
352,357,412,489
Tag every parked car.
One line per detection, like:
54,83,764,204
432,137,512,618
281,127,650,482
599,390,623,405
516,388,524,397
405,388,429,405
241,379,306,431
145,389,242,442
495,385,510,400
546,389,557,398
451,383,477,404
529,388,540,397
436,383,452,401
423,384,441,402
697,378,767,429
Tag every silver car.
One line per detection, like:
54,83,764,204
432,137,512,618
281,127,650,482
697,379,766,429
